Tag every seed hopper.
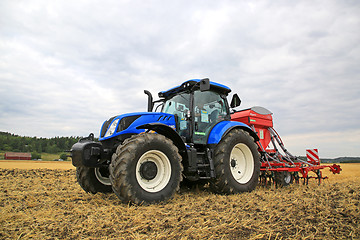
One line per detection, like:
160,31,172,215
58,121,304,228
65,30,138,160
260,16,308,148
231,106,341,186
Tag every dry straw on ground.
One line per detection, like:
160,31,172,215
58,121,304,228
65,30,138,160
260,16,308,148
0,162,359,239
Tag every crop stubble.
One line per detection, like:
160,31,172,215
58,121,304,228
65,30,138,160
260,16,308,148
0,162,359,239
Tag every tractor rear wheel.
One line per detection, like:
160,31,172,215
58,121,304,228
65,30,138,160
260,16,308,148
211,129,260,194
109,133,183,204
76,166,112,193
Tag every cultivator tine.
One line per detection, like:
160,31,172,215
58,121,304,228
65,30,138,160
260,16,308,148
316,170,322,185
295,169,329,186
293,172,300,184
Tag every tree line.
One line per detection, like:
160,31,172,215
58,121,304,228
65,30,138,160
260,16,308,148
0,131,81,154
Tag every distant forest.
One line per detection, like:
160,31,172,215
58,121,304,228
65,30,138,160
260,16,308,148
293,156,360,163
320,157,360,163
0,131,80,154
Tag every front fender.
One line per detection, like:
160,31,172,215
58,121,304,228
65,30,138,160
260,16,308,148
136,123,187,158
207,121,259,145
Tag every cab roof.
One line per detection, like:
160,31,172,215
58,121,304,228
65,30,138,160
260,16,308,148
158,79,231,98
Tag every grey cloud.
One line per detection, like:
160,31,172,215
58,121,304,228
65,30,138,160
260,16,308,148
0,0,359,157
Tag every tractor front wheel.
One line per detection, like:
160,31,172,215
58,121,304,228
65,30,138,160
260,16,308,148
211,129,260,194
76,166,112,193
109,133,183,204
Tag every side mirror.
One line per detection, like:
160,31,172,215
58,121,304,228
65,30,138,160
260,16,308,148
230,94,241,108
200,78,210,92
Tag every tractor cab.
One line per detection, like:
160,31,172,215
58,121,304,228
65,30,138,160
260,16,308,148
151,79,239,145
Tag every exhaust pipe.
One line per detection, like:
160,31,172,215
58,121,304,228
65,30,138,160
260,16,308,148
144,90,154,112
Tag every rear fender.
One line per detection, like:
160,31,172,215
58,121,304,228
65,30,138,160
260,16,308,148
207,121,259,145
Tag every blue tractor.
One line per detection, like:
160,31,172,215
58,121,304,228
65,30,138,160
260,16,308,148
71,79,260,204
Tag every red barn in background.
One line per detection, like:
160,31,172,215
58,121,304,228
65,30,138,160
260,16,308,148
4,152,31,160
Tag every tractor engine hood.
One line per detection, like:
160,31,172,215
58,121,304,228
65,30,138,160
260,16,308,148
99,112,176,141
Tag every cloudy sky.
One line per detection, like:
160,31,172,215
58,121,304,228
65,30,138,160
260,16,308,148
1,0,359,158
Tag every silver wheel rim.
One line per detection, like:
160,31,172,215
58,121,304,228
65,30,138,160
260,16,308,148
136,150,171,193
284,172,292,184
94,168,111,186
229,143,254,184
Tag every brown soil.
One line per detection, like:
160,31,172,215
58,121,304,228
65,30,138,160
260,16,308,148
0,160,75,170
0,164,359,239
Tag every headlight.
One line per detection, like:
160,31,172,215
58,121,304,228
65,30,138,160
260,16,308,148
104,119,119,138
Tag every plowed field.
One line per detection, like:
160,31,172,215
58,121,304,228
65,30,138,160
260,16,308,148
0,161,359,239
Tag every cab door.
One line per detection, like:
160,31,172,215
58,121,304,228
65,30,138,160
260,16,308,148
193,90,228,144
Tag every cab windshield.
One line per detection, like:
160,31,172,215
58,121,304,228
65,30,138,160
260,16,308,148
162,93,190,117
162,92,191,139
